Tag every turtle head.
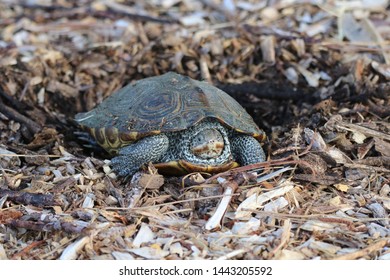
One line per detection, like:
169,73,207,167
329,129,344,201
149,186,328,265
190,128,224,159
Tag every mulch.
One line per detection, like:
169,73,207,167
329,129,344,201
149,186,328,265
0,0,389,260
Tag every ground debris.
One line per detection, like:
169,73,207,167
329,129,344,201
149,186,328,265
0,0,389,260
0,189,57,207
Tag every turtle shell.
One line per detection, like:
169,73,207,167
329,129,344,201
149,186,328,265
75,72,266,153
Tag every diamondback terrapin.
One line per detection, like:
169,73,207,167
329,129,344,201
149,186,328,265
75,72,266,177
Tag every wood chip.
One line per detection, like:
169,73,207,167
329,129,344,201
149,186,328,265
308,239,342,255
235,181,294,220
0,244,8,260
112,251,135,260
300,220,338,232
276,249,305,260
367,203,389,227
330,239,389,260
59,237,90,260
46,80,78,98
128,247,170,260
133,223,155,248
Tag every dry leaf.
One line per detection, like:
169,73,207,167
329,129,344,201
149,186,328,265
139,173,164,190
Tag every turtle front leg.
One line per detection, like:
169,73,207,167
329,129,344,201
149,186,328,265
230,135,266,166
111,134,169,177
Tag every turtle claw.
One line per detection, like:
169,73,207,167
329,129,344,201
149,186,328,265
110,134,169,178
111,157,139,178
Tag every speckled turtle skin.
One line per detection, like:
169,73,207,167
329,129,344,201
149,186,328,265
75,72,266,177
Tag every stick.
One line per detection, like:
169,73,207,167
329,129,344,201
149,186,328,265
0,102,41,134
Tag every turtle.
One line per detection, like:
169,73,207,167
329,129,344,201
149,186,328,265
75,72,266,177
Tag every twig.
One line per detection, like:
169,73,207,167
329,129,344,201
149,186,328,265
206,159,311,183
0,189,57,207
11,240,46,260
8,218,89,234
272,145,306,155
0,102,42,134
293,174,339,185
318,217,358,231
252,210,390,224
336,122,390,141
105,192,240,211
343,163,390,173
206,136,315,183
354,156,390,168
0,154,60,158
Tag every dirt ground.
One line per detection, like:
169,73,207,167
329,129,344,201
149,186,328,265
0,0,389,260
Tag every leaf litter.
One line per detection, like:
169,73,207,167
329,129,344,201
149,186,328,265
0,0,389,260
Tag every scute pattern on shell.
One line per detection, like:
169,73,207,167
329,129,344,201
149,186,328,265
75,72,265,151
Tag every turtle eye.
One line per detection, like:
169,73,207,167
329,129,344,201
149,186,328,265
192,133,205,146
